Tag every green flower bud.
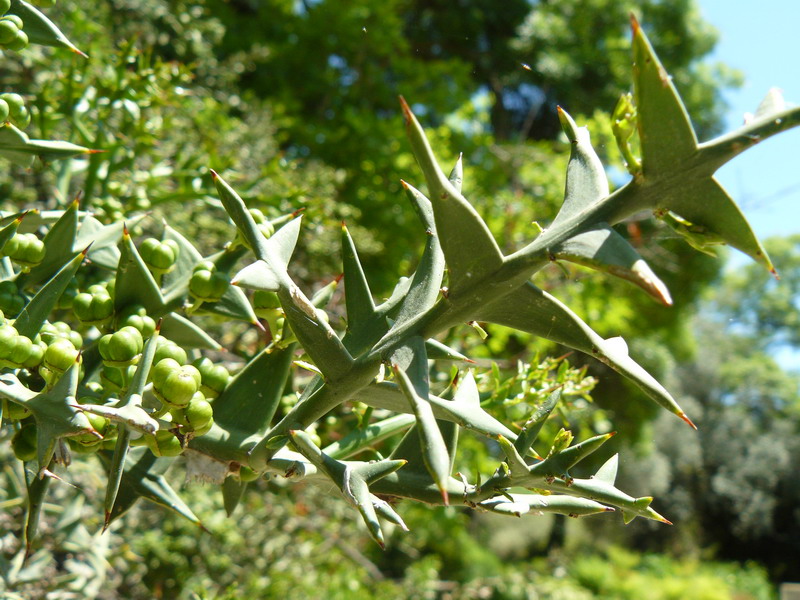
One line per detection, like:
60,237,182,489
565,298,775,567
154,337,187,365
146,430,183,457
43,338,78,374
172,392,214,435
189,262,228,302
2,233,45,267
118,304,156,338
140,238,180,274
0,323,18,362
153,360,201,408
99,326,143,367
72,289,114,325
0,98,9,123
0,14,22,29
192,356,229,398
12,423,37,462
0,0,9,15
6,29,28,52
0,18,18,46
21,340,46,370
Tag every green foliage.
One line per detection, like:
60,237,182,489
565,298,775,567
0,2,797,596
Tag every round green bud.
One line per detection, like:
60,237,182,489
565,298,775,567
8,333,33,366
2,233,44,267
154,338,187,366
140,238,180,273
0,98,9,123
118,304,156,338
21,340,46,370
189,266,228,302
99,326,143,366
0,15,22,29
43,338,78,373
192,357,229,398
150,357,181,388
0,322,17,359
146,430,183,457
0,19,18,45
12,423,37,462
154,363,201,408
6,29,28,52
0,0,9,15
72,289,114,325
172,392,213,434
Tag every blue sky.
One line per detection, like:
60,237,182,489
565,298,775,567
699,0,800,242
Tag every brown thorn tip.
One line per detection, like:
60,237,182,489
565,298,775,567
334,272,344,284
198,523,211,534
81,242,94,255
680,412,698,431
253,319,267,333
155,317,163,332
440,488,449,506
556,105,563,114
770,267,780,281
209,169,219,179
400,179,409,189
630,13,640,35
122,223,129,236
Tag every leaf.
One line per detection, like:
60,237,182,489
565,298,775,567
74,214,146,270
593,454,619,485
476,282,695,427
212,345,294,437
230,217,303,292
23,467,52,555
0,211,25,251
159,313,221,350
222,477,247,517
14,247,87,339
0,124,34,167
392,357,451,504
553,224,672,305
551,107,609,229
341,223,380,353
0,124,97,165
391,182,445,328
108,449,202,527
323,414,415,460
399,97,504,294
353,375,515,440
424,338,473,362
22,198,79,287
631,15,697,177
657,178,771,272
514,389,560,457
8,0,86,56
114,226,166,315
527,432,615,483
23,360,96,474
479,494,613,518
160,223,204,294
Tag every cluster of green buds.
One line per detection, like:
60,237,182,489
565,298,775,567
0,312,45,370
72,284,114,326
189,261,228,303
0,1,28,53
99,326,144,368
139,237,180,277
1,232,45,269
0,92,31,128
